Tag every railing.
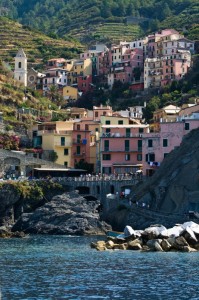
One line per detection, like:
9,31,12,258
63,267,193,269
73,139,82,144
73,152,85,157
101,133,144,138
53,174,143,182
54,142,72,147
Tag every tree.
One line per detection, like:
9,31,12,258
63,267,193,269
49,151,58,162
143,96,161,122
75,159,93,173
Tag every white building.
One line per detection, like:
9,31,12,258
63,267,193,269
14,49,27,87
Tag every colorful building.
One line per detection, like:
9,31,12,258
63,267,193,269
142,113,199,176
99,115,149,174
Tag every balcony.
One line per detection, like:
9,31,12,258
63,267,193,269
73,152,85,157
37,130,72,136
101,149,142,153
73,139,82,144
101,133,144,138
54,141,72,147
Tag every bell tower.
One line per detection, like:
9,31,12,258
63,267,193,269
14,49,27,87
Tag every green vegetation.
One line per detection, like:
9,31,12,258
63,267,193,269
0,60,63,129
0,179,64,211
0,0,198,43
0,17,83,67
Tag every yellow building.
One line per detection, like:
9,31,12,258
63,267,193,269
153,105,180,132
65,58,92,85
33,120,77,167
63,86,79,101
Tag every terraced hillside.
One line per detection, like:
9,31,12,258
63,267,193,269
0,17,83,68
70,22,142,44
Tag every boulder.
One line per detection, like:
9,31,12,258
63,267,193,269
175,236,189,247
181,246,197,252
95,241,107,251
127,239,143,250
105,240,115,249
146,239,163,251
161,239,172,251
113,243,127,250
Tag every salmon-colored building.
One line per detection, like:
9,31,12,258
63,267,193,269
100,121,149,174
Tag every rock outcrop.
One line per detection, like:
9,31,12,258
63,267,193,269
12,191,111,235
0,184,21,226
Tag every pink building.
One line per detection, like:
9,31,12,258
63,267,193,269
142,114,199,176
100,124,149,174
93,105,112,122
46,58,67,69
71,121,92,169
77,75,92,93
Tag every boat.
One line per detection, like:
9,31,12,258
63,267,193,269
106,230,123,238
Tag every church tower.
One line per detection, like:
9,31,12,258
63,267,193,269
14,49,27,87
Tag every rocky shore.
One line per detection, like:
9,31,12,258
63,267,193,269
12,191,111,235
0,226,27,238
91,222,199,252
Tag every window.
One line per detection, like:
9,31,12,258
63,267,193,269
77,124,80,130
76,130,82,141
118,120,123,125
164,153,168,158
137,154,142,161
138,140,142,151
139,127,144,133
185,123,190,130
95,128,99,132
104,140,109,151
126,128,131,137
95,111,98,118
103,154,111,160
85,124,89,130
18,62,21,68
105,120,110,125
125,154,130,161
163,139,168,147
76,146,80,155
146,153,155,162
106,128,111,134
64,148,69,155
148,139,153,147
61,137,65,146
125,140,130,151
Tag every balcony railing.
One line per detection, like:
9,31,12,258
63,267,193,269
73,152,85,157
101,148,143,152
101,133,144,138
73,139,82,144
54,142,72,147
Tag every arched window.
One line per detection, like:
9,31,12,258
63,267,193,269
18,62,22,68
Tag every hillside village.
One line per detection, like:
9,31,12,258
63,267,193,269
0,28,198,179
22,29,195,98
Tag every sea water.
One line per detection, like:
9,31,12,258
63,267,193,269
0,235,199,300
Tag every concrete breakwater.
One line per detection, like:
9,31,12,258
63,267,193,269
91,223,199,252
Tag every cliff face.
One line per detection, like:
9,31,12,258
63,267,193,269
0,184,21,226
